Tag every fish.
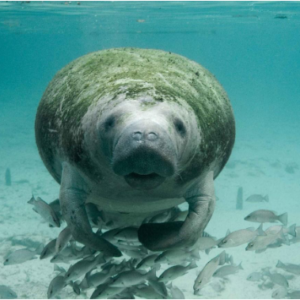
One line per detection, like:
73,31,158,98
48,199,63,224
169,284,185,299
50,242,82,263
265,224,296,237
114,227,139,242
158,261,197,283
244,210,288,225
55,226,72,254
246,229,286,252
131,284,164,299
40,239,57,259
0,285,17,299
110,267,156,288
28,195,60,227
155,248,199,265
193,253,221,294
47,275,67,299
247,271,264,281
245,194,269,202
218,225,266,248
136,254,160,270
65,254,105,283
4,248,37,265
148,279,168,298
264,270,289,288
272,287,288,299
90,282,124,299
288,291,300,299
79,265,116,290
192,236,219,253
213,262,243,278
276,260,300,275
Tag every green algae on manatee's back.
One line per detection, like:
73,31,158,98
35,48,235,186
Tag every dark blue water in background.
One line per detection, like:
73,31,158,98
1,2,300,298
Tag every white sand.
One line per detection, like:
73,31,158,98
0,104,300,299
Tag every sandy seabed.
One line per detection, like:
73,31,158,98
0,106,300,299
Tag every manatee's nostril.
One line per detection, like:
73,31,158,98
133,131,142,141
147,132,158,141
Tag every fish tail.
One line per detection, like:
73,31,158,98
288,224,297,237
278,213,288,226
264,195,269,202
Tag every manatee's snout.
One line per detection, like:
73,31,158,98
112,120,177,190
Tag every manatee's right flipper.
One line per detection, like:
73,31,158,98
59,163,122,257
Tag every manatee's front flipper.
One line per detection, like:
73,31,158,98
59,163,122,257
138,171,215,251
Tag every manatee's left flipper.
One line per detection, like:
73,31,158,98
138,171,215,251
60,162,122,257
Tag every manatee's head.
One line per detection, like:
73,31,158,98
96,96,200,191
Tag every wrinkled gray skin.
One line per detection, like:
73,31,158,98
35,48,235,256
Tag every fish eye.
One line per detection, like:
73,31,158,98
174,118,186,137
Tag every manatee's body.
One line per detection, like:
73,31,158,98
35,48,235,256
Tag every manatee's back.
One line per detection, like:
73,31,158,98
35,48,235,185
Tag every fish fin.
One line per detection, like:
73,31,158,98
288,224,297,237
238,262,243,270
27,195,35,204
205,248,211,255
276,260,285,268
256,224,266,236
278,213,288,226
189,261,198,269
147,267,158,281
264,195,269,202
32,207,38,213
226,229,231,236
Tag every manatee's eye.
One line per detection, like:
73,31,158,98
174,118,186,137
104,116,115,131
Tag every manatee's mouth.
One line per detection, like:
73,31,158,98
124,172,166,190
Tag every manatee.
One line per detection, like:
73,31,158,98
35,48,235,256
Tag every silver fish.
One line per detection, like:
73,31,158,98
28,196,60,227
246,194,269,202
131,285,164,299
0,285,17,299
192,236,219,253
148,279,168,298
90,281,123,299
55,226,72,254
247,271,264,281
218,225,265,248
40,239,57,259
155,248,199,265
193,253,221,294
244,210,288,226
213,262,243,278
47,275,66,299
4,248,36,265
288,291,300,299
136,254,160,270
264,270,289,288
65,254,105,282
170,284,185,299
80,265,116,290
272,287,288,299
276,260,300,275
110,268,156,288
114,227,139,242
246,229,285,252
265,224,296,237
158,261,197,283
